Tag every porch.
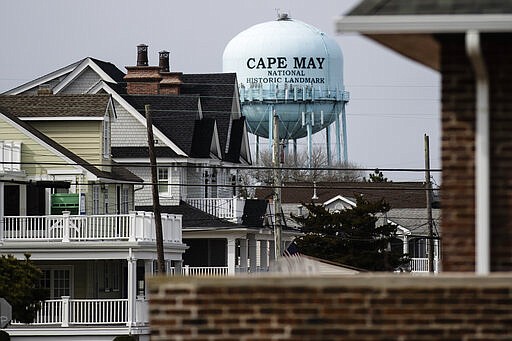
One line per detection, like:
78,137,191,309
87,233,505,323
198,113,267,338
12,297,148,327
1,211,182,243
184,197,245,223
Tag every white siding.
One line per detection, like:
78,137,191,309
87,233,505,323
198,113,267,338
60,67,101,94
130,166,180,206
111,103,164,147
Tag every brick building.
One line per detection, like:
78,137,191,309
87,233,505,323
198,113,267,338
337,0,512,273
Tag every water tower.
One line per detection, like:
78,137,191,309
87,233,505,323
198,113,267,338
223,13,349,166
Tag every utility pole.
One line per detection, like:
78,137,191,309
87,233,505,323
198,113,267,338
424,134,435,273
273,113,282,260
146,105,165,274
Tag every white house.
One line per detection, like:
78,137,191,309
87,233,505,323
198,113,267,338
0,95,185,340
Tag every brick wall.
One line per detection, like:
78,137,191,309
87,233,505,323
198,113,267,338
149,275,512,341
440,33,512,271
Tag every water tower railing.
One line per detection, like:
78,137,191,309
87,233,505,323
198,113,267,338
240,87,349,103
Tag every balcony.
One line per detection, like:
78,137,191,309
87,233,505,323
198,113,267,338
1,211,182,243
409,257,440,273
185,197,245,223
12,296,148,327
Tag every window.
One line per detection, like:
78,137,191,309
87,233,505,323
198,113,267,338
122,187,130,213
104,184,109,214
92,185,100,214
103,261,120,293
103,114,110,158
0,141,21,172
158,167,170,196
38,267,72,299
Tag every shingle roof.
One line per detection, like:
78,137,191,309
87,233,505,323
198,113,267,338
136,202,242,229
347,0,512,15
90,58,126,83
112,146,181,158
255,182,429,209
386,208,441,236
121,94,201,155
180,73,239,158
0,94,111,118
0,108,141,182
190,118,215,158
225,117,245,163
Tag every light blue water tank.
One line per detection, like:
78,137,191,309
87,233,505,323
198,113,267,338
223,14,348,139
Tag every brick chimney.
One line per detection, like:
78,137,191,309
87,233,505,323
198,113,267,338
124,44,162,95
158,50,182,95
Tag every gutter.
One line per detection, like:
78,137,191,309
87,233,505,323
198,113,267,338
466,31,490,275
336,14,512,34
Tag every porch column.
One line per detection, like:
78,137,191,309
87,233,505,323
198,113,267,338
127,252,137,327
19,184,27,215
0,182,4,240
227,237,236,275
239,238,248,273
144,260,153,296
260,240,268,271
248,234,257,273
269,240,276,263
403,235,409,255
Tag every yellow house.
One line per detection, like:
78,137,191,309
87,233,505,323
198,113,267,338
0,95,186,341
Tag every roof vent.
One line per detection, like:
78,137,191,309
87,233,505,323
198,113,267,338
277,12,290,21
37,84,53,96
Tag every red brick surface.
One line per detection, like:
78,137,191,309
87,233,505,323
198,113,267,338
149,275,512,341
440,33,512,271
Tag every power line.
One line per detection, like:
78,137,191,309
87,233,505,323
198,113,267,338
0,160,442,173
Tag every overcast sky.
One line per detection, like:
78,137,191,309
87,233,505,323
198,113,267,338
0,0,440,182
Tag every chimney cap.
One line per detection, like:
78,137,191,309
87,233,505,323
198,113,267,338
136,44,149,66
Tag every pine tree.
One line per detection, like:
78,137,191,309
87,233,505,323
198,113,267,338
291,194,407,271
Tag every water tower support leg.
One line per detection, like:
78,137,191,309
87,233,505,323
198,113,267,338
326,125,331,166
307,114,313,169
256,135,260,165
268,105,274,153
293,139,297,165
341,103,348,163
335,112,342,165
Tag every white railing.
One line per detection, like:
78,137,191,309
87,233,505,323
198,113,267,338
410,257,439,273
70,299,127,325
185,197,244,222
170,265,229,276
12,297,141,326
2,211,182,243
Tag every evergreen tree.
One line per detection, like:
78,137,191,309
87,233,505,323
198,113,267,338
291,195,407,271
364,169,390,183
0,255,48,323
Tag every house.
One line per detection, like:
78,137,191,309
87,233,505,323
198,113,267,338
3,45,296,276
256,181,441,272
0,95,185,340
336,0,512,273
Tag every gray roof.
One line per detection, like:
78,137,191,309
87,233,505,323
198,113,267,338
348,0,512,16
385,208,441,236
0,94,111,118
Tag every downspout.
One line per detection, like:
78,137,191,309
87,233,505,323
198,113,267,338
466,30,490,275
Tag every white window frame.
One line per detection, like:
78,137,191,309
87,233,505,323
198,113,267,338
158,167,171,197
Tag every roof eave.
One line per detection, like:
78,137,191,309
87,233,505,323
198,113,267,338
336,14,512,71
